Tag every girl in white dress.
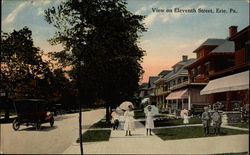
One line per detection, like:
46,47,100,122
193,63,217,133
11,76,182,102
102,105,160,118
124,105,135,136
145,106,154,136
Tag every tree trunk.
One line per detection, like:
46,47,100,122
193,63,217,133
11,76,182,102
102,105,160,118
105,104,110,123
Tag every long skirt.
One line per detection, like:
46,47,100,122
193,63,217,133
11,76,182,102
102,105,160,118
183,116,189,124
124,119,135,131
146,117,154,129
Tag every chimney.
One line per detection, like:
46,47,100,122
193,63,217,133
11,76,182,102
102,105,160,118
182,55,188,61
229,26,238,37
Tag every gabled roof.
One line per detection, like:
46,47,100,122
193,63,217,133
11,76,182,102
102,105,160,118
211,41,235,53
148,76,159,88
193,39,226,53
158,70,171,77
167,58,196,81
139,83,148,89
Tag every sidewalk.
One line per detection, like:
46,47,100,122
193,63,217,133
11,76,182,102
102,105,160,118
63,120,249,154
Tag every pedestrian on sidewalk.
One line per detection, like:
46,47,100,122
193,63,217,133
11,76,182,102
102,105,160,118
183,111,189,126
201,106,211,135
124,105,135,136
181,109,189,127
111,109,120,130
145,106,154,136
211,108,222,135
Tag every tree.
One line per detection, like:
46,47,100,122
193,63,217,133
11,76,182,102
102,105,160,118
45,0,146,114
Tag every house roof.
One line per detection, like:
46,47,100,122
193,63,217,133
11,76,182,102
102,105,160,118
193,39,226,53
211,41,235,53
139,83,148,89
158,70,171,77
167,58,196,81
229,25,250,41
148,76,159,88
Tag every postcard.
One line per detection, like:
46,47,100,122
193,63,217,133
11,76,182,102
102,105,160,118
1,0,249,154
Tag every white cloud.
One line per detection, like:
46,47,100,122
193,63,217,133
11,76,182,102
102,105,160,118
4,1,29,24
198,4,207,9
135,1,159,15
37,7,45,16
135,6,147,15
31,0,51,6
144,13,158,26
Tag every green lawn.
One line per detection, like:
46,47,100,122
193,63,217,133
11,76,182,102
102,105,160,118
90,118,112,129
76,129,111,143
228,122,249,129
140,118,201,127
153,126,248,141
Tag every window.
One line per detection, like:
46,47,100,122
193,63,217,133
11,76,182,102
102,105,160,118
246,41,250,63
204,62,210,75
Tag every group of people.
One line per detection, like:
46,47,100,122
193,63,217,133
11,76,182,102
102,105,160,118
112,104,222,137
111,105,155,136
201,107,222,135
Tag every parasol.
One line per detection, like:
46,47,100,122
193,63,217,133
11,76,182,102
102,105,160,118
119,101,134,110
144,105,159,115
141,97,150,104
115,107,124,115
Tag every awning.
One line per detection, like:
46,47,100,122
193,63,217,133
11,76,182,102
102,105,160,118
165,89,188,100
200,71,249,95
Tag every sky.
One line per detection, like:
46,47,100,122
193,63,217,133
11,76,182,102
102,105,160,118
2,0,249,83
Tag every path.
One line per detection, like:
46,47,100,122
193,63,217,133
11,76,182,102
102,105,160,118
63,119,249,154
0,109,105,154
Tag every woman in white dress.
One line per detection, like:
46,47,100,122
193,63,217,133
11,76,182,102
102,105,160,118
124,105,135,136
183,112,189,126
145,106,154,136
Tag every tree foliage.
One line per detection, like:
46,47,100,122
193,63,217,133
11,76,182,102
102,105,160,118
44,0,146,116
1,27,51,98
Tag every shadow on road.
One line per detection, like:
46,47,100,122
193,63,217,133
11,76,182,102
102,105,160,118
0,118,16,124
18,126,58,132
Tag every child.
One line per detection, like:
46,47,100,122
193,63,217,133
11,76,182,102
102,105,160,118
145,106,154,136
124,105,135,136
111,109,120,130
211,108,222,135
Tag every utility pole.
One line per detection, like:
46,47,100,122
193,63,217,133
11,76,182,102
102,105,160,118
77,60,83,155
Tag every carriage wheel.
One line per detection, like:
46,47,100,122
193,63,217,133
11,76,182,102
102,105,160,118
35,121,41,130
50,117,54,127
12,119,20,131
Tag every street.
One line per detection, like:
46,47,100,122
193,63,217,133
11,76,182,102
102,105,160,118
0,109,105,154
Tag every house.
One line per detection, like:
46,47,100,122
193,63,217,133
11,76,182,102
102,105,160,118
200,25,249,113
138,82,149,104
154,70,171,109
186,26,241,114
147,76,160,104
164,56,196,115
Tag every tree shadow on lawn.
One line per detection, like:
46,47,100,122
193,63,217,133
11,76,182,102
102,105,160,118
140,118,201,127
153,126,248,141
76,129,111,143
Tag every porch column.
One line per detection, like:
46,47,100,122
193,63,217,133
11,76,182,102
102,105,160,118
226,92,233,111
182,99,184,110
188,90,191,110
